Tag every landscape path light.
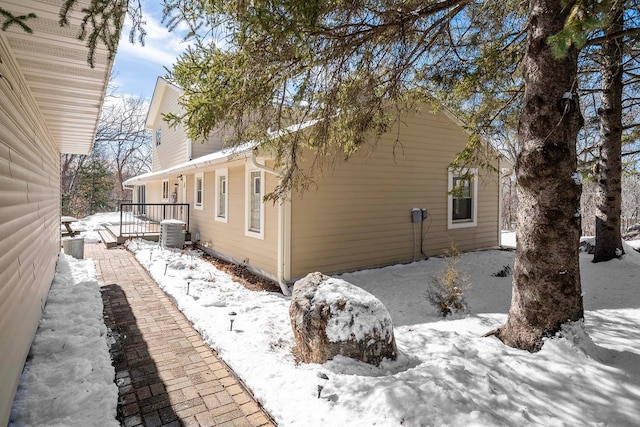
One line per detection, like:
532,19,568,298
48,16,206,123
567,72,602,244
317,372,329,399
228,311,237,331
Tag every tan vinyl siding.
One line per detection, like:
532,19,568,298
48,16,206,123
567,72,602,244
186,159,279,279
0,38,61,425
145,181,163,203
289,109,499,279
130,181,169,224
151,87,188,171
191,132,225,160
150,82,224,171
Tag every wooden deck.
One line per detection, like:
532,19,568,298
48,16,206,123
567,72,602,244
95,204,190,248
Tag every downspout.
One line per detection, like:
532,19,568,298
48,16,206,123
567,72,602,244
498,158,509,248
498,164,503,247
250,149,291,296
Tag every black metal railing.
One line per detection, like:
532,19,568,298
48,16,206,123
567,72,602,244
119,203,190,237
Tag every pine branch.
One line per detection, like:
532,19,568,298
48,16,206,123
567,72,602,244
586,27,640,46
58,0,145,67
0,7,36,33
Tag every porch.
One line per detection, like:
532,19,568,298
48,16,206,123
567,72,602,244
98,203,191,248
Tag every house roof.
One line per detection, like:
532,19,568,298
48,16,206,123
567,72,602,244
1,0,115,155
145,77,183,129
123,142,257,187
123,119,320,187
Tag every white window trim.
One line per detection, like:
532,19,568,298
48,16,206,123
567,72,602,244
245,166,265,239
215,168,228,223
155,128,161,146
447,167,478,229
194,172,204,210
161,179,170,202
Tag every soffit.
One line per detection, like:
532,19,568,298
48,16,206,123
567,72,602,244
2,0,114,155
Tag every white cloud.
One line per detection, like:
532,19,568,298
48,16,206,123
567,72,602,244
117,13,189,68
101,93,150,110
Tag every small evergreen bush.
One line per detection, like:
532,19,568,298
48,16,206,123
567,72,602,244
427,245,470,317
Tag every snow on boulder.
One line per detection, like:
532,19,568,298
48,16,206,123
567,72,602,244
289,272,397,366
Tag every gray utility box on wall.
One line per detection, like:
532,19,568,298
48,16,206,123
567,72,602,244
160,220,186,248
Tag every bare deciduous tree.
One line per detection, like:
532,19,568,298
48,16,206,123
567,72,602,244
61,92,151,216
95,95,152,202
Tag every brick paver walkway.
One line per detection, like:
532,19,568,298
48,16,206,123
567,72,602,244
86,243,275,427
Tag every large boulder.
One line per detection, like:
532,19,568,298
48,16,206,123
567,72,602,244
289,272,397,366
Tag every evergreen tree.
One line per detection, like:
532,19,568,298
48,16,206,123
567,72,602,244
2,0,145,67
160,0,591,351
491,0,584,351
430,1,640,261
74,155,115,216
9,0,639,350
593,4,626,262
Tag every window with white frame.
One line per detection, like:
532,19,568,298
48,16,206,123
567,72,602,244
447,168,478,229
194,172,204,210
161,179,169,201
215,168,228,222
245,168,264,239
155,128,162,146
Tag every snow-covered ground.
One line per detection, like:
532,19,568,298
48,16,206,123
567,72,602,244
11,212,640,426
9,254,118,427
628,239,640,251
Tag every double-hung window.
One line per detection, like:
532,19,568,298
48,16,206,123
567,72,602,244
245,168,264,239
448,168,478,229
194,172,204,210
215,168,228,222
250,171,261,230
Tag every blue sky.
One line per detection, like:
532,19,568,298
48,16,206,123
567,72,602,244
111,3,189,99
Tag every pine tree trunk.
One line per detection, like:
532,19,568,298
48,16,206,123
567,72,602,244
495,0,584,352
594,7,624,263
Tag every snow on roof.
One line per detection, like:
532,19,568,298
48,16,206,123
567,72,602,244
123,141,256,187
123,119,320,187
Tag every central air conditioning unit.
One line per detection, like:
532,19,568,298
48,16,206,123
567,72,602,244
160,219,186,248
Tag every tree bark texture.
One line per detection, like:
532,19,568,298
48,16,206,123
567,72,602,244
495,0,584,351
594,7,625,263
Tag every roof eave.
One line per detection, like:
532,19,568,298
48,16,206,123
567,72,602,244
2,0,119,155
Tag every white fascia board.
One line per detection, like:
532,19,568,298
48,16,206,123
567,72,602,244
123,141,258,187
126,118,319,187
145,78,184,129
